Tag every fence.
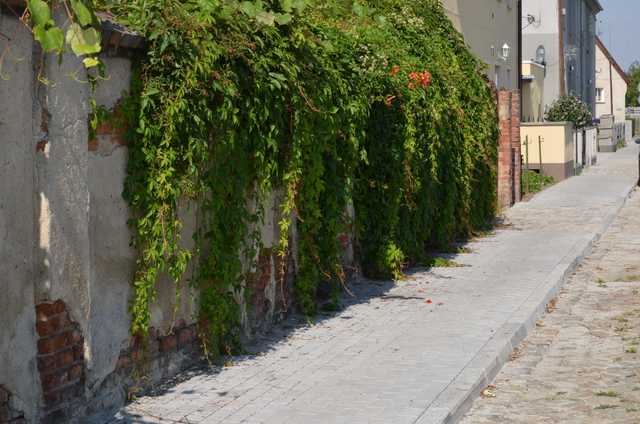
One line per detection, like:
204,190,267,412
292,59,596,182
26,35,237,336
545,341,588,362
627,111,640,137
614,122,625,145
574,126,598,171
598,115,625,152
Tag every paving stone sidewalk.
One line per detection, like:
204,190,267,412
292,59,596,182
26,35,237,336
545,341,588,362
460,180,640,424
100,145,639,424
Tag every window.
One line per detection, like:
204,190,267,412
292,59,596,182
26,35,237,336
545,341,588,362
596,87,605,103
495,65,501,88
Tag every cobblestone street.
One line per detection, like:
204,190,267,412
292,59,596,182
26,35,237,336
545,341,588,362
461,187,640,424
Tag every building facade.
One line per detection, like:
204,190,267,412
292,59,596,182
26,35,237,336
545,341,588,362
441,0,520,90
522,0,601,114
595,36,629,123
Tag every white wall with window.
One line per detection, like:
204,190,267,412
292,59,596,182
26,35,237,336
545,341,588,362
595,37,628,123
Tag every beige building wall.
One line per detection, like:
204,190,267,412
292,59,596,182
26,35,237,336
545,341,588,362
521,122,575,181
522,61,546,122
595,40,628,123
441,0,519,90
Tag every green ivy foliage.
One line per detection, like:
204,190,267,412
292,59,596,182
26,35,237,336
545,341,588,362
29,0,499,356
26,0,102,67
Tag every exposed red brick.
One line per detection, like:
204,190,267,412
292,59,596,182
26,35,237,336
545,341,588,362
36,139,48,152
41,371,68,393
38,350,75,372
95,122,113,135
37,354,57,371
159,334,177,352
72,345,83,362
0,387,8,404
95,113,129,147
52,300,66,314
37,332,72,355
35,300,86,416
57,350,75,369
68,364,82,382
35,303,57,320
36,312,72,337
0,406,9,422
130,347,142,362
178,326,195,347
88,138,99,152
71,330,83,344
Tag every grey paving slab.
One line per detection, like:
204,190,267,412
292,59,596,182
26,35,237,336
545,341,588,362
97,145,639,424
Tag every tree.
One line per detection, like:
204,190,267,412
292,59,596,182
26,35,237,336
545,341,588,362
626,62,640,107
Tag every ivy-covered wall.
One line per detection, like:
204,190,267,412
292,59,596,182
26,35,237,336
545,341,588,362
112,0,499,355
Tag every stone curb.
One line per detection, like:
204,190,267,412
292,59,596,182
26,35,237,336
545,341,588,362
415,182,636,424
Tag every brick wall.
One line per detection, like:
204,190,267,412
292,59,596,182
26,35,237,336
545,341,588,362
35,300,85,424
0,386,25,424
114,321,201,399
246,247,295,335
497,90,522,209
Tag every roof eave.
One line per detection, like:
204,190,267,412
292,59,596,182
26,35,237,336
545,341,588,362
586,0,604,13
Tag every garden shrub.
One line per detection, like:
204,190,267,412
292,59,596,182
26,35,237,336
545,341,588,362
545,95,593,128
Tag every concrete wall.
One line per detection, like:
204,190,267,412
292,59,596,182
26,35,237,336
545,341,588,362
522,61,546,122
0,12,40,424
441,0,519,90
521,121,575,181
595,41,628,123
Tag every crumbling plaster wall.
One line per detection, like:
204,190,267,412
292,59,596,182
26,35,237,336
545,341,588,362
0,13,40,423
86,56,135,395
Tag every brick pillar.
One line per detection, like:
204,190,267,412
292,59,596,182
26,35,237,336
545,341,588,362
497,90,513,209
496,89,522,209
510,90,522,203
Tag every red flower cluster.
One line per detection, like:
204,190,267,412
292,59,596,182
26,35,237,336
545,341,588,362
408,71,431,89
385,66,432,107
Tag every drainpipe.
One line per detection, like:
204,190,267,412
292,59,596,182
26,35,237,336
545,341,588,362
518,0,523,117
558,0,566,96
609,61,614,116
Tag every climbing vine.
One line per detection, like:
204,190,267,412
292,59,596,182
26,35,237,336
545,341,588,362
24,0,498,356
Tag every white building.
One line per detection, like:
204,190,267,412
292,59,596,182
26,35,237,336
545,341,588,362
595,36,628,123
